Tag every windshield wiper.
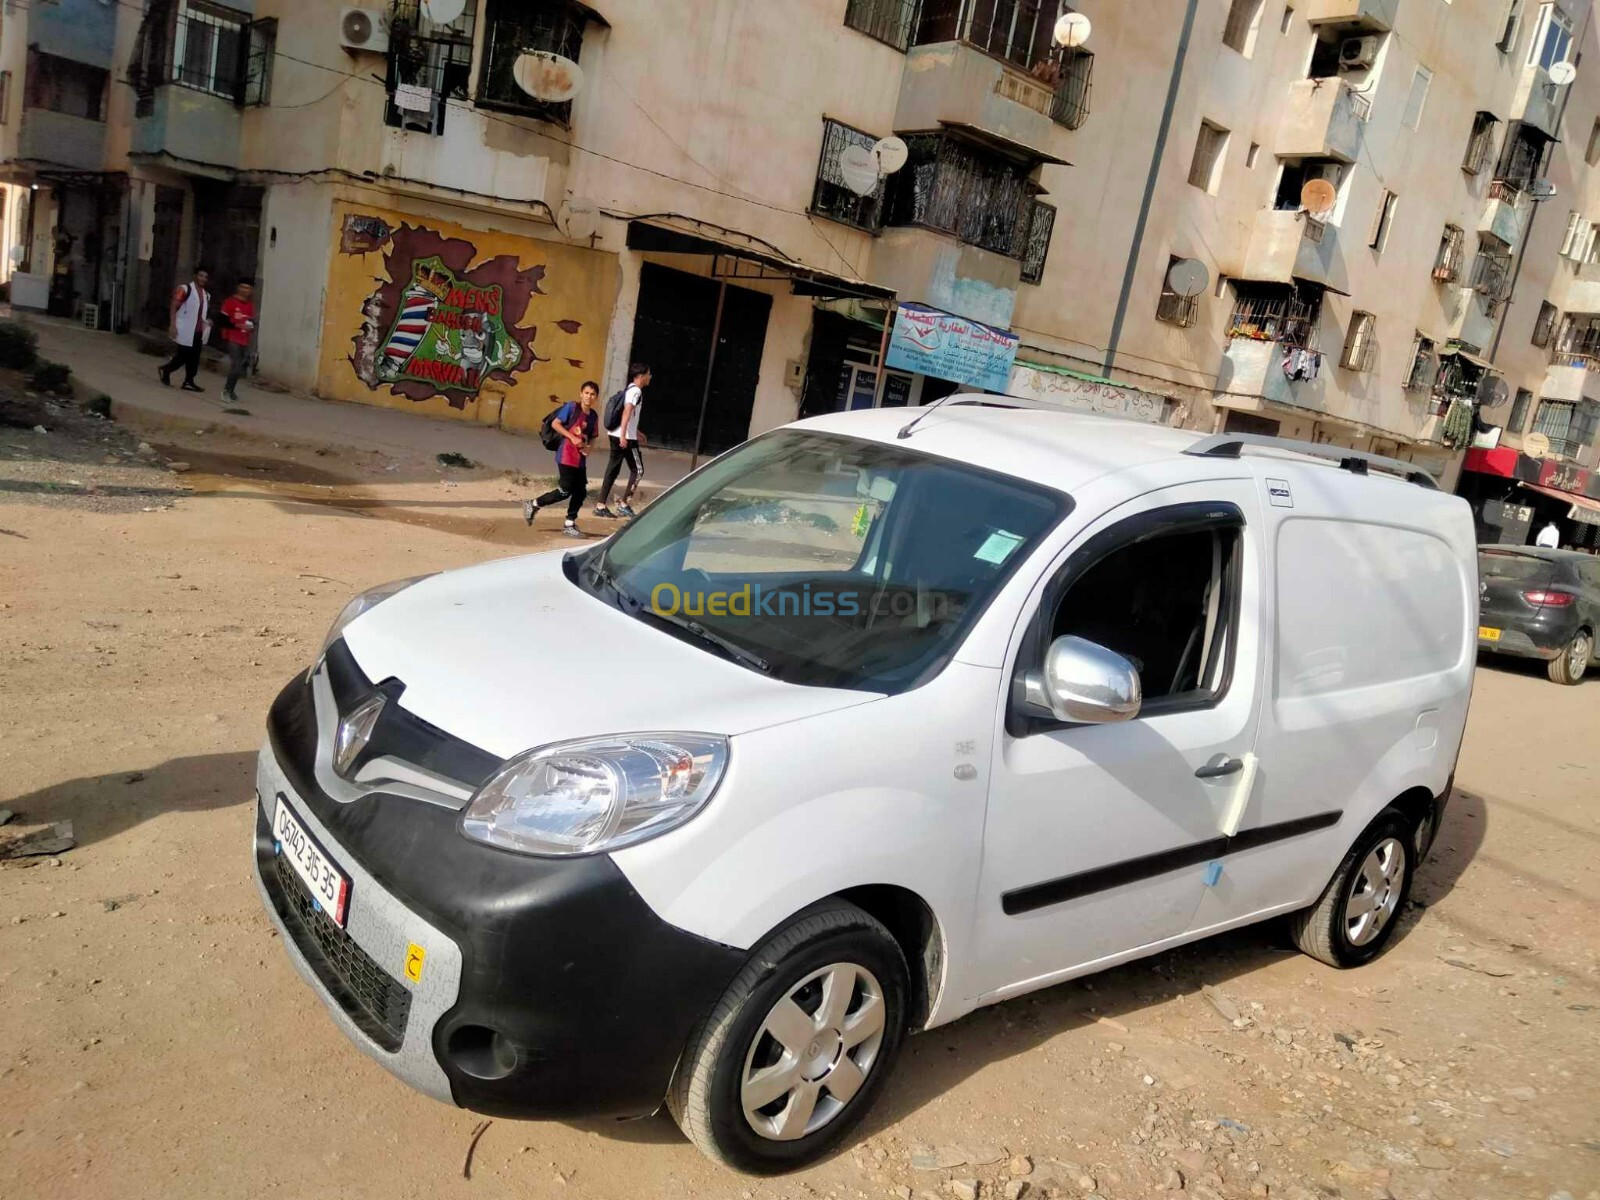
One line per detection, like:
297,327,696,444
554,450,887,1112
648,610,771,674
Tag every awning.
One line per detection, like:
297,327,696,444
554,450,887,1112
938,121,1071,167
1522,482,1600,517
1442,345,1495,371
624,217,894,302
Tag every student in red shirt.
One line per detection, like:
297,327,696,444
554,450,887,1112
219,281,257,404
523,382,600,538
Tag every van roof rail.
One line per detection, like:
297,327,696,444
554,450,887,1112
1184,433,1440,490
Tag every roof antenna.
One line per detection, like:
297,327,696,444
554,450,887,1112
897,392,961,439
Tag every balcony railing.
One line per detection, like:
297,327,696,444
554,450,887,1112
884,133,1038,260
1487,178,1522,204
844,0,917,51
916,0,1057,73
1303,216,1327,244
129,0,271,111
1227,293,1322,350
1471,250,1514,302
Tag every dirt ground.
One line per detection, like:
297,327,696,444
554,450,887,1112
1,391,1597,1200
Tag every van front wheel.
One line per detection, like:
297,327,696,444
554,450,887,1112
1289,809,1415,968
667,902,910,1173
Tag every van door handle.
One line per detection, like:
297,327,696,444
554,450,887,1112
1195,755,1244,779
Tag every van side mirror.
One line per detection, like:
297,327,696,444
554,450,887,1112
1022,635,1143,725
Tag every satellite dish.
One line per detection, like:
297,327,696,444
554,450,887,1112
1549,60,1577,85
872,136,909,175
1054,12,1092,48
1476,374,1510,408
513,51,583,103
1167,257,1210,299
838,144,881,197
420,0,466,24
1528,178,1558,201
1301,178,1338,215
1525,431,1551,457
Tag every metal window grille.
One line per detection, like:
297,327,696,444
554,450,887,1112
1471,242,1514,302
1157,258,1199,327
1020,199,1055,284
1495,120,1551,189
1463,111,1499,174
1434,224,1464,281
1303,215,1327,243
130,0,274,109
384,0,477,134
915,0,1057,72
242,18,275,106
884,133,1037,260
1532,399,1581,456
1555,313,1600,363
844,0,917,51
1226,287,1322,349
811,119,886,233
477,0,584,125
1533,301,1559,347
1049,48,1093,129
1508,387,1533,432
1405,335,1438,390
1340,312,1377,371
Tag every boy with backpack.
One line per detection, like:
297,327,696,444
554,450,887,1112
594,362,651,519
524,381,601,537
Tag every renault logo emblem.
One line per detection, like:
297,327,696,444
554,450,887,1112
334,694,386,779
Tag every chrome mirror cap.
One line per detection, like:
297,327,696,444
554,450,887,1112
1023,635,1143,725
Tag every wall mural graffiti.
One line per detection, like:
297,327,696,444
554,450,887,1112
319,204,614,435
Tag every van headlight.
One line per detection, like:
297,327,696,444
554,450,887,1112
316,574,435,664
461,734,729,856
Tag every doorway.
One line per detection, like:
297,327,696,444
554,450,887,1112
142,186,184,328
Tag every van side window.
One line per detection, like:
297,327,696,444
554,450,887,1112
1050,524,1240,708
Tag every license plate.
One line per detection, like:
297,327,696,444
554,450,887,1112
273,795,351,928
1478,626,1502,642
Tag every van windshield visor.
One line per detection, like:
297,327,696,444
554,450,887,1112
580,430,1067,692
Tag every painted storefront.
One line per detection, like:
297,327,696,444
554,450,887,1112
318,202,616,434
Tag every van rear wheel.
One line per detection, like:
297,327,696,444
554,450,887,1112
1548,630,1592,685
667,902,909,1174
1289,809,1415,968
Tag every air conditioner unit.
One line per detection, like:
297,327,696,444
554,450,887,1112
340,6,389,54
1339,35,1381,70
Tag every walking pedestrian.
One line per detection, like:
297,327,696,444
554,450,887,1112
594,363,651,519
219,280,257,404
524,381,601,538
159,267,212,393
1536,520,1561,549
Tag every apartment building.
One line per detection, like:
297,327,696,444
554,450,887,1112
4,0,1599,535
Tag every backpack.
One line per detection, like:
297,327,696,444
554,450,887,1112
603,389,628,432
539,403,566,451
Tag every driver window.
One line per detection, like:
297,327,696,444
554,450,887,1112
1051,524,1239,706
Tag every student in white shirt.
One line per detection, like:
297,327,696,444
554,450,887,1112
595,363,651,519
1536,521,1561,549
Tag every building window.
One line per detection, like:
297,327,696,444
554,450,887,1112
477,0,589,125
1532,398,1581,456
1402,67,1432,130
1556,312,1600,362
1471,236,1514,305
1222,0,1264,54
1047,48,1094,130
242,18,276,106
168,0,251,99
1529,3,1574,70
843,0,917,51
385,0,477,134
1496,120,1554,189
1587,119,1600,166
1405,334,1438,390
1533,300,1560,347
883,133,1039,260
1498,0,1526,51
1508,387,1533,432
1281,4,1295,33
810,119,887,233
1434,224,1465,281
1274,157,1343,210
1370,190,1398,251
914,0,1058,72
1156,256,1200,327
1246,142,1260,168
1020,200,1056,284
1463,111,1499,174
1341,311,1377,371
1559,210,1598,261
0,71,10,125
1189,120,1229,192
24,51,109,121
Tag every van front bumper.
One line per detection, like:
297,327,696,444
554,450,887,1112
255,670,747,1120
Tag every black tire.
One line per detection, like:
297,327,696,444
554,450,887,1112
1289,809,1416,968
1547,629,1592,686
667,901,910,1174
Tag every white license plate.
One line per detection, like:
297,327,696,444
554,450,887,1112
273,796,352,928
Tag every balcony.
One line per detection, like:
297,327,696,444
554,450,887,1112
1237,209,1349,294
1541,362,1591,403
17,109,107,172
1218,337,1332,413
131,86,242,172
1446,287,1498,355
869,225,1021,328
1301,0,1398,31
897,41,1074,162
1565,266,1600,314
1479,183,1528,249
1511,65,1563,138
1276,79,1367,164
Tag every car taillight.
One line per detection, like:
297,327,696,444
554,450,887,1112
1523,589,1575,607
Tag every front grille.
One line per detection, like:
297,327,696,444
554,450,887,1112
273,854,413,1051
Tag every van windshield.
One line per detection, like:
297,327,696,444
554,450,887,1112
578,430,1067,692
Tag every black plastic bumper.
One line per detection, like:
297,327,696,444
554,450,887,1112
264,666,746,1120
1478,606,1580,660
